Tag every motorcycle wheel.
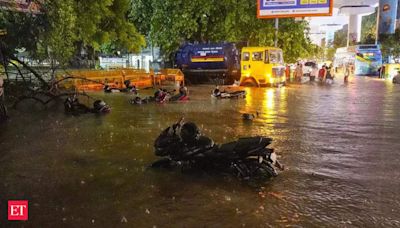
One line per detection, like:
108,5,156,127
232,159,277,180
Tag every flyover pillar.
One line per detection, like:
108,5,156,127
339,4,376,46
348,15,362,46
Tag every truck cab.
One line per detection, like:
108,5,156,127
240,47,286,86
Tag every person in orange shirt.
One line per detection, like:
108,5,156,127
285,64,291,82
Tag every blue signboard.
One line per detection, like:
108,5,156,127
258,0,333,18
378,0,398,34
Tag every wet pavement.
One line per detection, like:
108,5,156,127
1,77,400,227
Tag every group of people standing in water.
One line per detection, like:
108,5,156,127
288,62,349,85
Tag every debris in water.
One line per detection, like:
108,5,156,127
224,195,231,201
235,208,242,214
258,192,266,198
121,216,128,223
268,192,285,200
145,209,150,214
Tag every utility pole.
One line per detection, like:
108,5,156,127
274,18,279,48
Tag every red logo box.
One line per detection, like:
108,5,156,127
8,200,28,221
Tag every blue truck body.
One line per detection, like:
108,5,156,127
175,43,240,83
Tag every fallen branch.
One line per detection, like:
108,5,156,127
43,92,96,104
9,55,49,89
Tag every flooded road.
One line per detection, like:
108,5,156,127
1,77,400,227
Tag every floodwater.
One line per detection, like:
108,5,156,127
1,77,400,227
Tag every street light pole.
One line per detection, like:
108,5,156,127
275,18,279,48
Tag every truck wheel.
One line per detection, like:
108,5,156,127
240,77,257,87
241,78,258,87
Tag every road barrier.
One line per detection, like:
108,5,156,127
56,68,184,90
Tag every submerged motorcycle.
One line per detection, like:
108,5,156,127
64,96,111,115
130,89,188,105
152,119,284,180
211,89,246,99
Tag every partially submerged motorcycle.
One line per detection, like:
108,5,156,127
211,90,246,99
152,119,284,181
64,96,111,115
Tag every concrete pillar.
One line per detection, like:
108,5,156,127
378,0,399,34
348,15,362,46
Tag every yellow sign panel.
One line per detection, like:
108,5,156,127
191,58,224,63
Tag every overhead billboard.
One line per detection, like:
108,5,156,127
257,0,333,19
378,0,398,34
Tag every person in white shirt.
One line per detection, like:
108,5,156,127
310,65,318,82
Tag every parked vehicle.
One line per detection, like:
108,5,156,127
175,43,241,84
151,119,284,181
303,61,317,77
240,47,286,87
334,44,382,76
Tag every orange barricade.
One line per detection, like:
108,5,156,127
57,68,184,91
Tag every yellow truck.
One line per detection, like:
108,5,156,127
240,47,286,87
382,63,400,79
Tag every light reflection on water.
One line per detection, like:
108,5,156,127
1,78,400,227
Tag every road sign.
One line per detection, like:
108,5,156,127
257,0,333,19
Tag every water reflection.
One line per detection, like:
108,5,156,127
1,78,400,227
265,88,275,111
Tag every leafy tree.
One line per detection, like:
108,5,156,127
379,29,400,59
45,0,77,65
129,0,154,37
147,0,227,57
131,0,314,63
333,28,347,48
361,10,377,44
76,0,145,54
0,0,145,90
326,47,336,61
0,0,145,67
